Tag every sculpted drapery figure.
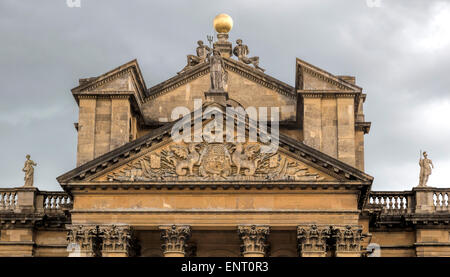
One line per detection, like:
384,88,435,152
418,151,433,187
209,49,227,91
233,39,265,72
22,154,37,187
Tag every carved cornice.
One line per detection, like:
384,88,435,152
296,58,362,92
238,225,270,256
355,122,371,134
160,225,191,256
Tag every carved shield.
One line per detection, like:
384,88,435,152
200,144,231,177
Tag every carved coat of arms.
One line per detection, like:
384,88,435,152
199,143,232,178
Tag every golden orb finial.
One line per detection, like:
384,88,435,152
213,13,233,34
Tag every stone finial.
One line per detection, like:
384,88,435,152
418,151,433,187
233,39,265,72
238,225,270,257
160,225,191,257
22,154,37,187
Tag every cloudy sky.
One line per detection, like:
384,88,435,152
1,0,449,191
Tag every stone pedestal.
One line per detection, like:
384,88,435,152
14,187,38,213
160,225,191,257
214,33,232,58
204,90,228,105
413,187,435,213
238,225,270,257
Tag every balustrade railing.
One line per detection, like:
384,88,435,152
367,191,413,214
0,189,17,211
41,191,73,212
0,188,72,213
432,189,450,212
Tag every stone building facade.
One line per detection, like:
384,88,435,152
1,26,449,257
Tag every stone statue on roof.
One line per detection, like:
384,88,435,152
233,39,265,72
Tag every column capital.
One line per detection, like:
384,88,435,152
160,225,191,257
238,225,270,257
98,225,138,257
332,225,364,257
297,224,331,257
66,224,99,257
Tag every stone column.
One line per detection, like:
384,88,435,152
333,225,364,257
160,225,191,257
238,225,270,257
99,225,138,257
66,225,99,257
297,225,330,257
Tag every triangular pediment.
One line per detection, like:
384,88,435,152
296,58,362,92
146,58,295,100
57,103,373,186
71,59,147,112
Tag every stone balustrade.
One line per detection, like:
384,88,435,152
432,189,449,212
42,191,73,212
0,189,17,211
0,187,72,214
367,191,413,214
367,187,450,214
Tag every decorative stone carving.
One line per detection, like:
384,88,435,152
231,143,261,176
105,142,326,182
98,225,138,256
209,49,228,92
418,151,434,187
233,39,265,72
179,40,212,73
160,225,192,257
66,225,99,257
167,144,201,176
22,154,37,187
297,225,331,257
198,143,232,178
238,225,270,257
333,225,364,255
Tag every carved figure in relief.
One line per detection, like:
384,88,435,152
231,144,261,176
167,144,200,176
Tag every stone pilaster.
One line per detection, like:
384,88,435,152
160,225,191,257
333,225,364,257
99,225,138,257
238,225,270,257
297,225,330,257
66,225,99,257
